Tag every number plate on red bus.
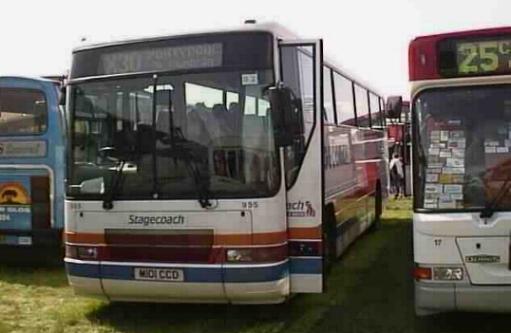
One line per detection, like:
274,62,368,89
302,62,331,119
134,268,184,282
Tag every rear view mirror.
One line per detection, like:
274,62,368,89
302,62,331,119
386,96,403,119
268,85,301,147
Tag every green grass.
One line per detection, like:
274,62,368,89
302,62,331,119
2,199,511,332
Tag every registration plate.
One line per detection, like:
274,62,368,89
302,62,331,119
134,268,184,282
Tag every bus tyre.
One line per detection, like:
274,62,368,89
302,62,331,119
323,204,337,275
370,180,382,232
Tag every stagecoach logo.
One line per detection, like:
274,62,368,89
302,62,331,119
287,201,316,217
128,214,185,226
465,255,500,263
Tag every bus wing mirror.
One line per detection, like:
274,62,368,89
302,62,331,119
268,85,297,147
386,96,403,118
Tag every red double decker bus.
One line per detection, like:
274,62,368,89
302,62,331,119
410,27,511,315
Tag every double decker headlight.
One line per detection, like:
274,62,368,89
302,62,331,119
433,267,464,281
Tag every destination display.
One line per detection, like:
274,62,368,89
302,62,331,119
439,36,511,77
99,43,223,75
70,32,274,79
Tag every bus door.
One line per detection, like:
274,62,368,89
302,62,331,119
279,40,324,293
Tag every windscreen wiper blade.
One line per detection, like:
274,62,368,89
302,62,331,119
102,160,127,210
480,173,511,218
170,137,214,209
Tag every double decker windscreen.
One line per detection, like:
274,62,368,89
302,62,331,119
67,32,280,200
439,35,511,77
413,85,511,211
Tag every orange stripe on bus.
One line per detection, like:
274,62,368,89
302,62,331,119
288,226,322,239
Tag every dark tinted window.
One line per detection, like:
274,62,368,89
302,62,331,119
413,85,511,210
0,88,47,135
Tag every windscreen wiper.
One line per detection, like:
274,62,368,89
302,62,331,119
480,173,511,218
169,131,214,209
102,159,127,210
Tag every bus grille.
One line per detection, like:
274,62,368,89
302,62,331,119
103,229,215,263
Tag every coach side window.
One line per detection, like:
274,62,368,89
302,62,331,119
370,93,382,127
323,66,335,124
333,73,355,126
280,45,316,187
379,97,386,126
355,84,370,127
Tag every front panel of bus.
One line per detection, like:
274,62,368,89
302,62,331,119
64,32,296,303
0,77,65,263
410,29,511,314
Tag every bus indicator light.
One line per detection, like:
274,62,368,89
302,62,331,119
413,266,432,281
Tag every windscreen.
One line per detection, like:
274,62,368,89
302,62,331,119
413,85,511,211
67,33,279,200
0,88,47,135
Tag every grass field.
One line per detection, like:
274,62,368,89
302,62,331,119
3,199,511,332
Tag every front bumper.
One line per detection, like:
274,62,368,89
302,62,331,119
66,259,290,304
415,280,511,315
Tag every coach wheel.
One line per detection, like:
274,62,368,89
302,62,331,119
371,180,383,231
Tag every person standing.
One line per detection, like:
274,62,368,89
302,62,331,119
389,153,404,199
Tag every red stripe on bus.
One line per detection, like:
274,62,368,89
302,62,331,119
66,243,288,264
65,230,289,246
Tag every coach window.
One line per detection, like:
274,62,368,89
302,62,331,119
379,97,386,126
355,84,370,127
333,72,355,126
280,45,315,187
370,93,382,127
323,66,335,124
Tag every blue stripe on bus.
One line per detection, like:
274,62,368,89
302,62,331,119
66,262,100,278
289,257,322,274
66,261,290,283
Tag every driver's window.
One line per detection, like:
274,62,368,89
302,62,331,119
280,44,316,187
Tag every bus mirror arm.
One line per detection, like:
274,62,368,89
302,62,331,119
268,84,299,147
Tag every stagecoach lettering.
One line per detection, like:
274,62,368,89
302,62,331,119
128,214,185,226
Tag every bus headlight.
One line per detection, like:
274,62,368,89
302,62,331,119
226,249,252,262
66,245,98,260
433,267,464,281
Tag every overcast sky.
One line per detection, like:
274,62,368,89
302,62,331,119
0,0,509,96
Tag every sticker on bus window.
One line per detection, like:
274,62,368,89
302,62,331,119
444,185,463,194
425,184,443,194
241,73,258,86
426,174,439,182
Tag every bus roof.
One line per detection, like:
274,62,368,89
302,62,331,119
411,26,511,43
